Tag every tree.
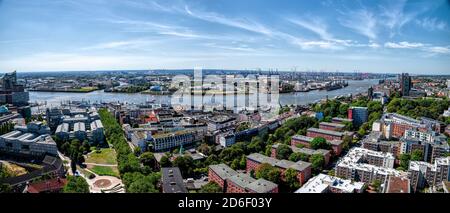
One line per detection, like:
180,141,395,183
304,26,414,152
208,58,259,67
309,154,325,173
399,154,411,170
199,182,222,193
371,179,382,193
63,176,89,193
236,122,250,132
342,135,352,150
284,168,300,190
289,152,309,162
255,163,281,183
310,137,330,150
140,152,157,170
197,143,212,156
160,155,172,167
411,150,424,161
173,156,195,177
276,144,292,160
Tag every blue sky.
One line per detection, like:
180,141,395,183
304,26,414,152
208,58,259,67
0,0,449,74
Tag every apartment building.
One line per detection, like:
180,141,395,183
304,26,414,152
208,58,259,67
408,157,450,191
295,174,365,193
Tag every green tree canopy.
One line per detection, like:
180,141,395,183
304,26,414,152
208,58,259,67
199,182,222,193
63,176,89,193
309,154,325,173
276,144,292,160
310,137,331,150
255,163,281,183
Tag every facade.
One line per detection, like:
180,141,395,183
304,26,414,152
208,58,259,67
206,115,237,132
291,135,313,148
218,133,236,147
246,153,312,185
408,157,450,192
151,130,195,152
400,73,412,96
348,107,368,127
208,164,278,193
336,148,405,185
0,71,29,107
0,122,57,156
295,174,365,193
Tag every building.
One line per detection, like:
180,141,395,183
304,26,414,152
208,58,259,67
306,128,350,141
336,148,405,185
319,122,345,131
206,115,237,132
348,107,368,128
150,130,195,152
331,117,353,124
246,153,312,185
400,73,412,96
0,71,29,107
408,157,450,192
383,176,411,193
400,131,449,163
208,164,278,193
291,135,314,148
161,167,188,193
362,132,401,158
295,174,365,193
0,122,57,156
271,144,331,165
26,178,67,193
218,132,236,147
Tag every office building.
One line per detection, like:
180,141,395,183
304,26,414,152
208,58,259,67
400,73,412,96
348,107,368,127
0,122,57,156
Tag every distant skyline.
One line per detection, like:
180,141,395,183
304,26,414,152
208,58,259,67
0,0,449,74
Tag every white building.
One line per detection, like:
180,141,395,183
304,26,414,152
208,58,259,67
295,174,365,193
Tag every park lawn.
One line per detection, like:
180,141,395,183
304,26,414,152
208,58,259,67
89,165,120,177
85,148,117,165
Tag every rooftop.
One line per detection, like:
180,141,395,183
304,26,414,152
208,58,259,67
320,122,345,128
385,176,410,193
245,178,278,193
247,153,311,172
161,167,188,193
295,174,365,193
307,128,345,137
209,164,238,180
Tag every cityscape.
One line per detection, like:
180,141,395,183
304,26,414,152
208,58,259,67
0,0,449,202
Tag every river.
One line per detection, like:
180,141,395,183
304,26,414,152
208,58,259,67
29,79,380,110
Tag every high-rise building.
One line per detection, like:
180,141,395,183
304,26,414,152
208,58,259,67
368,86,374,101
348,107,368,127
0,71,29,106
400,73,412,96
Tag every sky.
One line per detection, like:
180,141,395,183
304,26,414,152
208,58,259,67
0,0,449,74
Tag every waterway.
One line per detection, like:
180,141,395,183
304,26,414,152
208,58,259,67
29,79,380,110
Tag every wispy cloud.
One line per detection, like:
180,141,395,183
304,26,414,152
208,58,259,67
385,41,425,49
287,17,333,40
339,9,377,40
415,17,447,31
184,5,274,36
384,41,450,56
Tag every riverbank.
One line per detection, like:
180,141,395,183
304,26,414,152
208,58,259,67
28,87,99,93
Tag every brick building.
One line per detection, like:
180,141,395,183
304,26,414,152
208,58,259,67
247,153,312,185
208,164,278,193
